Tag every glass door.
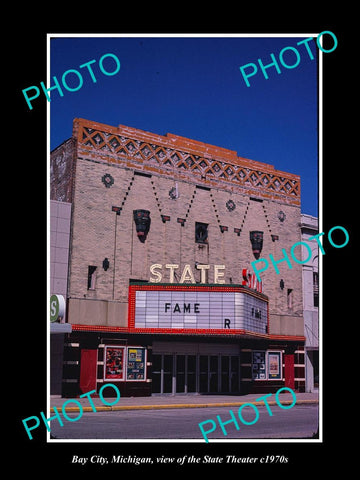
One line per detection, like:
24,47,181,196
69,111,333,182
187,355,197,393
152,352,239,395
152,354,162,393
209,355,219,393
199,355,208,393
163,354,174,393
176,355,185,393
221,355,230,393
230,355,240,392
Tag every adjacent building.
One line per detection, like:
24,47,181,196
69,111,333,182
50,199,72,394
301,214,319,393
50,118,307,397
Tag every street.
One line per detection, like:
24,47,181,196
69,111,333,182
50,404,318,441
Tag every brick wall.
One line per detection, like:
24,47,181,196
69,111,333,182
50,138,76,203
51,118,304,337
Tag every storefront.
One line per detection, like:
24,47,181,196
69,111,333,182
151,340,241,394
53,119,307,399
62,283,305,397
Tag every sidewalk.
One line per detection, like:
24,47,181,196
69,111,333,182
50,391,319,413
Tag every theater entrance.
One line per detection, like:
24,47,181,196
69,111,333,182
151,341,240,395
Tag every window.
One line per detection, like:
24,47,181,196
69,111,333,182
195,222,208,244
287,288,293,309
87,265,97,290
313,272,319,307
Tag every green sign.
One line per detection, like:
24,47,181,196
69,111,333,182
50,294,65,322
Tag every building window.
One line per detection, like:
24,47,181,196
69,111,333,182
313,272,319,307
287,289,293,309
87,265,97,290
195,222,208,244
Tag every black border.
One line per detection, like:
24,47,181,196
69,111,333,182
12,15,354,472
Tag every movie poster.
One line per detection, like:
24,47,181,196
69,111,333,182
268,352,281,380
104,346,125,380
127,348,146,381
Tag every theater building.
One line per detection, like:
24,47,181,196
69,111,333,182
50,118,306,397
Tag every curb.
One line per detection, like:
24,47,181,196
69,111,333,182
51,398,318,413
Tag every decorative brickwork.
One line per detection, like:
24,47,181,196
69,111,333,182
73,118,300,206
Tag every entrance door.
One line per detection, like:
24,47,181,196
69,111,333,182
79,349,97,394
152,354,162,393
284,354,295,390
221,356,230,392
176,355,185,393
209,356,219,393
199,355,208,393
187,355,197,393
230,356,240,393
163,355,173,393
220,355,240,393
151,352,240,394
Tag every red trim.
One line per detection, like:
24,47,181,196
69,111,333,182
70,324,305,342
127,283,268,296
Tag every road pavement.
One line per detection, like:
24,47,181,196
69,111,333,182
50,403,318,441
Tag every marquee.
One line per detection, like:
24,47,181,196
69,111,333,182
128,284,269,336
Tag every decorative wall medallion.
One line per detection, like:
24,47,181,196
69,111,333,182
250,231,264,259
133,210,151,243
226,199,236,212
102,173,114,188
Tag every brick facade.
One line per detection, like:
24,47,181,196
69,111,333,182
51,118,304,339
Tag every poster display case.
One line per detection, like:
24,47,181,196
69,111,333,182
252,350,282,380
104,345,147,381
268,351,282,380
104,346,125,380
126,347,146,381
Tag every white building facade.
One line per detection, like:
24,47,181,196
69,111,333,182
301,214,319,393
50,200,72,394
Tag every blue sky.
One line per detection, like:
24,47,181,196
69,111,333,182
50,35,318,216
